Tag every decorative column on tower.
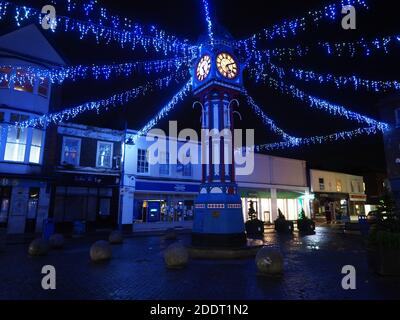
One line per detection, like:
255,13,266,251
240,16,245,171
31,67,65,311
191,43,247,247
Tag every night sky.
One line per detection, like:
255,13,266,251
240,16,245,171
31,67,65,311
2,0,400,176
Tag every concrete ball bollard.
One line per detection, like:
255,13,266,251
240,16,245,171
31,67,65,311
164,243,189,269
109,231,124,245
90,240,112,262
28,238,50,256
49,234,65,249
255,248,284,276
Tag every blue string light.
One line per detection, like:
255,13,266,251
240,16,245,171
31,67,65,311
289,67,400,92
202,0,214,46
16,70,189,129
244,90,298,142
129,79,192,144
0,57,190,85
255,126,387,151
237,0,368,49
0,1,194,56
266,77,388,128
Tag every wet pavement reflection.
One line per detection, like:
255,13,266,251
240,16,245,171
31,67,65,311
0,227,399,300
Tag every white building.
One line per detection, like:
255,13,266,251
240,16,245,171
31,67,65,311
0,25,65,234
120,131,310,231
310,169,367,219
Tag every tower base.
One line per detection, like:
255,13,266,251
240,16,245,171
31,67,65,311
192,187,247,248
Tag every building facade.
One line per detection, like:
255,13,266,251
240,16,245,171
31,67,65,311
120,132,311,231
310,169,366,220
50,123,122,232
0,25,65,234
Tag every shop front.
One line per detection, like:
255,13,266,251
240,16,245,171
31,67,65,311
240,188,309,223
52,172,120,232
0,177,50,234
133,179,198,226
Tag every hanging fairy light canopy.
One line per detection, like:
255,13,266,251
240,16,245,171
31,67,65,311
0,0,397,149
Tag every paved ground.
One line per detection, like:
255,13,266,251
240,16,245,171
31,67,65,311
0,227,399,300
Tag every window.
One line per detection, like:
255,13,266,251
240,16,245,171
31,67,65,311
13,68,33,93
0,66,11,89
61,137,81,166
351,180,360,193
319,178,325,191
38,77,49,97
4,124,28,162
159,152,170,175
29,129,43,164
137,149,149,174
336,180,342,192
96,141,113,168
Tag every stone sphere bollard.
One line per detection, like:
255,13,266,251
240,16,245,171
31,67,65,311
28,238,50,256
163,228,177,241
109,231,124,245
49,234,65,249
164,243,189,269
255,248,284,276
90,240,112,262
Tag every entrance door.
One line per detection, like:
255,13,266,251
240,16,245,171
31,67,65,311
25,188,40,233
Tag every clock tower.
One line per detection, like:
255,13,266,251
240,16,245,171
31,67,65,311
191,42,247,247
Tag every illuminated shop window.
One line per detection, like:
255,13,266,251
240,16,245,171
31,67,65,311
38,77,49,97
29,129,43,164
61,137,81,166
13,69,33,93
0,67,11,89
96,141,113,168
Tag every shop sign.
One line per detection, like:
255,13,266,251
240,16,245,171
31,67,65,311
349,194,367,202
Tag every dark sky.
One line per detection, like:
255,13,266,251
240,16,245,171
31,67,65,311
3,0,400,176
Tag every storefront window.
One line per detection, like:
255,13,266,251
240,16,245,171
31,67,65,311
0,187,11,226
137,149,149,174
96,141,113,168
29,129,43,164
61,137,81,166
0,67,11,89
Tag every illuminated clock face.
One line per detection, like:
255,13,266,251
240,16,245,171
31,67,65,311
216,53,238,79
196,55,211,81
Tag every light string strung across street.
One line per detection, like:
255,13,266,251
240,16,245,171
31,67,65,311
288,66,400,92
249,57,400,93
244,90,298,142
128,79,193,144
265,76,389,129
248,63,388,128
0,57,190,85
202,0,214,46
237,0,368,52
16,70,189,129
0,1,195,56
254,126,385,151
